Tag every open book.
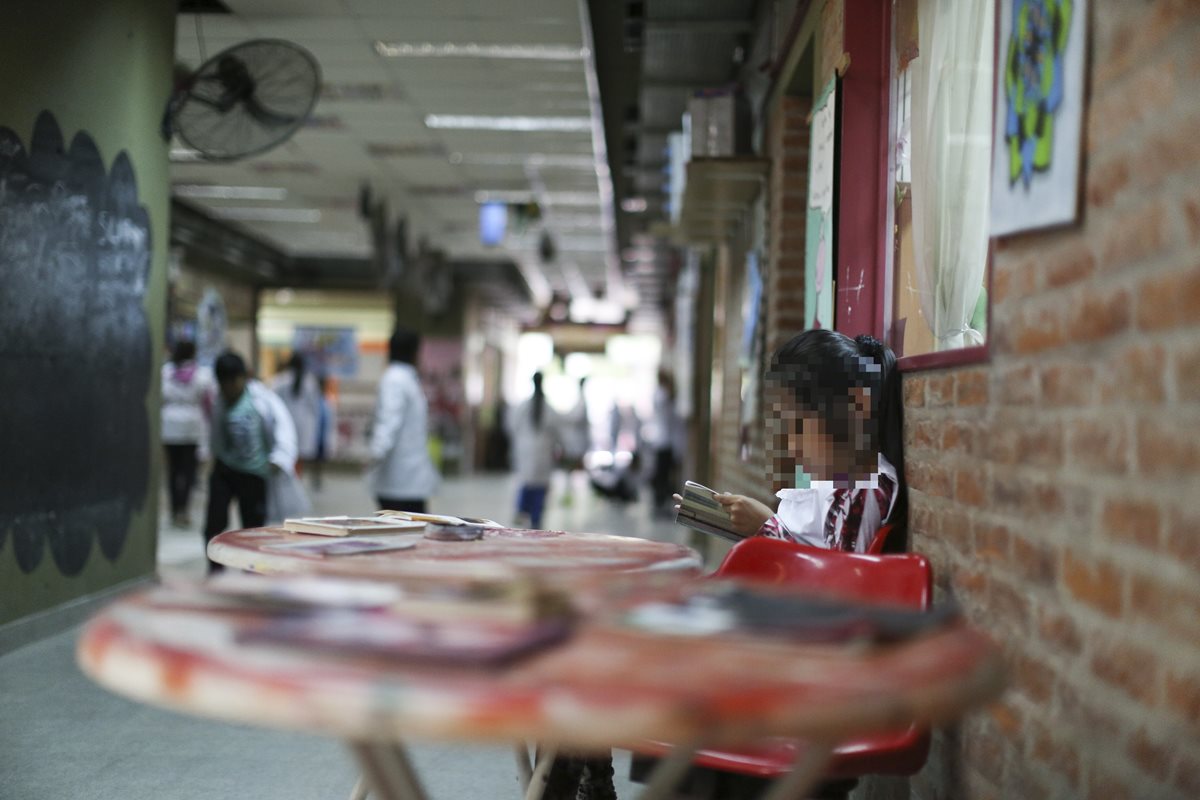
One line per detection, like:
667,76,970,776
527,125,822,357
674,481,743,543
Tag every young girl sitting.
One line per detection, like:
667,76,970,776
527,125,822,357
713,329,907,553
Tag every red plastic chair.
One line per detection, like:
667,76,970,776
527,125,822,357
640,535,932,784
866,523,894,555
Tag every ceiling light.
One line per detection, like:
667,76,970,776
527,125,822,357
451,153,597,168
212,208,321,223
174,185,288,201
425,115,593,132
375,42,588,60
169,147,203,163
620,197,648,213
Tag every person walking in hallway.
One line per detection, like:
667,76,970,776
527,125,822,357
507,371,562,529
203,351,298,571
369,328,440,513
161,339,215,528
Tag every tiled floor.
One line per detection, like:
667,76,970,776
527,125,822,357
0,469,711,800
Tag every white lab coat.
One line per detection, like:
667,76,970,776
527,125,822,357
506,397,562,486
368,363,440,500
271,369,322,461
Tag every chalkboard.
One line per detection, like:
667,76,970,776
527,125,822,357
0,111,152,576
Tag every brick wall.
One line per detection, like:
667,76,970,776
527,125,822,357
709,95,811,502
904,3,1200,798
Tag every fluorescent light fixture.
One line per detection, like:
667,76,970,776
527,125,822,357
212,208,322,223
425,115,593,132
620,197,648,213
375,42,588,60
174,185,288,200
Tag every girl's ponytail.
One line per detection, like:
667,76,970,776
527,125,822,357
854,334,907,553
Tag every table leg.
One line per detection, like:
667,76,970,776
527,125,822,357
514,742,533,791
634,742,699,800
522,744,558,800
758,744,834,800
348,741,429,800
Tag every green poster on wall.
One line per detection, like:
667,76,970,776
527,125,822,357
805,76,838,330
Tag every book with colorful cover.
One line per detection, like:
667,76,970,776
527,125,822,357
263,535,419,557
281,516,425,537
674,481,743,542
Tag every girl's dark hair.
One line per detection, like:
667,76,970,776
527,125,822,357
389,327,420,365
287,353,306,398
767,329,907,552
531,371,545,429
171,339,196,364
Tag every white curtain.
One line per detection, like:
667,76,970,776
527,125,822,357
909,0,994,350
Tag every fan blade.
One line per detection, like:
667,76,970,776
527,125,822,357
241,95,301,129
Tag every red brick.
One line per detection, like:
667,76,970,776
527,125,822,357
955,370,989,406
942,420,981,456
991,471,1065,516
974,522,1011,565
1038,607,1082,655
1136,112,1200,189
1099,201,1169,273
1176,755,1200,796
1046,241,1098,288
993,257,1038,303
1165,507,1200,571
1138,413,1200,473
1099,343,1167,404
1164,671,1200,729
1068,416,1130,474
1102,497,1162,549
1017,424,1064,468
955,470,988,508
1040,362,1095,407
1184,189,1200,245
1071,285,1132,343
1086,768,1133,800
986,576,1031,626
1089,58,1175,152
908,460,953,499
1137,267,1200,330
1029,723,1081,788
1057,677,1125,739
1128,727,1175,780
909,417,938,450
1012,651,1055,704
996,364,1037,405
987,701,1022,739
1176,338,1200,402
902,375,926,408
1062,553,1124,617
1086,156,1131,209
927,374,955,407
1091,638,1160,705
1009,306,1066,355
1011,533,1058,586
1128,572,1200,641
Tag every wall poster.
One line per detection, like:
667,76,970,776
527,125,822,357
989,0,1087,236
805,77,838,329
738,251,763,461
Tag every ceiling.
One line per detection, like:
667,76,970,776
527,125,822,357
172,0,617,314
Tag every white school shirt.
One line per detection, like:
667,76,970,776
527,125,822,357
760,454,899,553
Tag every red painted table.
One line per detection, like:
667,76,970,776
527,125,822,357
207,526,703,587
77,579,1005,800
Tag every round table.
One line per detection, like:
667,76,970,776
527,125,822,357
207,526,703,585
77,580,1005,800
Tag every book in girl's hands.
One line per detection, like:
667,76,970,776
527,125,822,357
675,481,743,542
281,516,425,537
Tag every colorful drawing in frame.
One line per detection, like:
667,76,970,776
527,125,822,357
989,0,1086,237
805,77,837,329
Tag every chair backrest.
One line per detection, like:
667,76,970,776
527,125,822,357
866,523,894,555
713,536,932,610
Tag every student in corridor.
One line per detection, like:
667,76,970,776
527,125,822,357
369,327,440,513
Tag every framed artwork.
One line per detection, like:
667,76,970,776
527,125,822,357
989,0,1087,237
806,76,838,329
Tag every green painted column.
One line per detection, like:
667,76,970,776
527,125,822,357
0,0,175,624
